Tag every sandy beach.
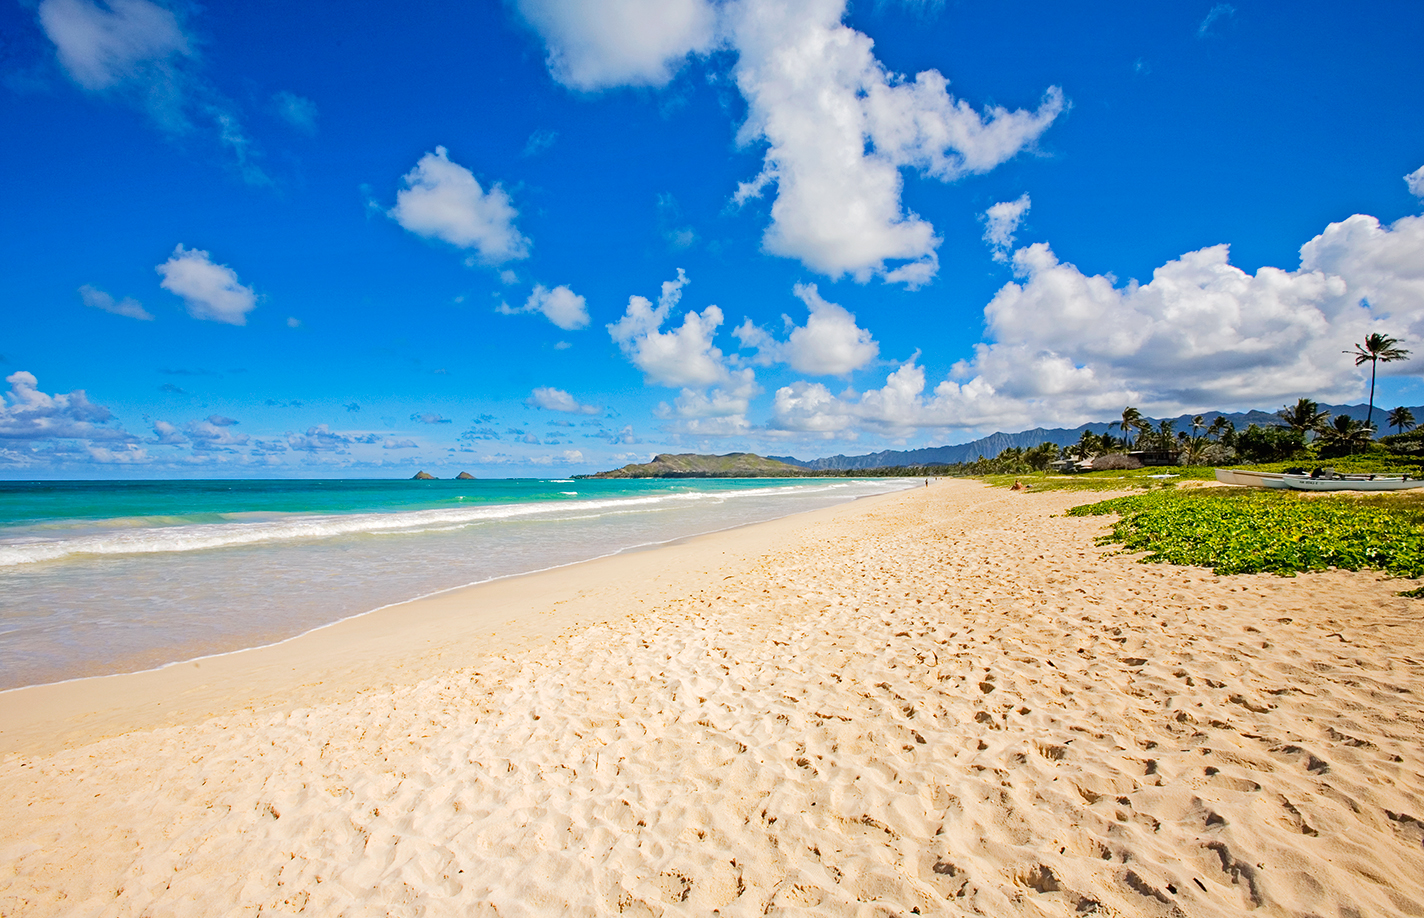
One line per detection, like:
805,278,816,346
2,479,1422,917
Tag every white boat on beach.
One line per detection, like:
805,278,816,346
1214,469,1288,488
1282,474,1423,492
1216,468,1422,491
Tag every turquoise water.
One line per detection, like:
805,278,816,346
0,477,909,689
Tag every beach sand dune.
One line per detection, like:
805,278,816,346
2,481,1422,916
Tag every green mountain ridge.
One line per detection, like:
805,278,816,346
577,453,813,479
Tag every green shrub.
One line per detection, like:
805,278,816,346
1067,489,1424,577
1233,424,1307,463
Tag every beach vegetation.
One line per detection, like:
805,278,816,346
1315,415,1377,458
1388,406,1416,435
1068,488,1424,578
1232,423,1308,463
1276,398,1331,437
982,466,1218,491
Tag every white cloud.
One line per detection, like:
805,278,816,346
85,443,149,464
389,147,530,265
38,0,191,125
185,417,250,451
520,0,1061,287
0,370,132,442
982,194,1031,262
761,206,1424,438
79,283,152,320
1197,3,1235,38
526,387,601,415
287,425,351,452
382,438,418,449
272,90,317,134
1406,164,1424,200
37,0,268,184
156,245,257,325
512,0,717,91
654,368,759,436
725,0,1063,286
608,269,732,387
500,284,590,330
151,419,185,445
734,283,878,376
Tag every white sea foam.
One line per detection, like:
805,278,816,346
0,482,852,568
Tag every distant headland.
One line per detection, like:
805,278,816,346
577,453,813,479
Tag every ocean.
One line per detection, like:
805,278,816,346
0,477,911,690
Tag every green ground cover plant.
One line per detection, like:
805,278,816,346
1067,489,1424,578
981,467,1218,492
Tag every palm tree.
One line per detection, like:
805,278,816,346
1120,407,1143,447
1191,415,1205,437
1153,419,1176,451
1276,398,1331,437
1347,333,1411,428
1318,415,1376,455
1388,406,1417,435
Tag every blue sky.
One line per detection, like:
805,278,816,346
2,0,1422,478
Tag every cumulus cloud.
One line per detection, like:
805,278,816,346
388,147,529,265
499,284,590,330
725,0,1062,286
513,0,717,91
79,284,152,320
734,283,878,376
156,245,258,325
185,417,249,451
0,370,132,442
287,425,351,452
410,413,453,424
982,194,1031,263
608,269,733,387
150,419,185,444
654,368,760,436
526,387,601,415
382,438,418,449
271,90,317,133
520,0,1061,287
1407,164,1424,200
775,208,1424,437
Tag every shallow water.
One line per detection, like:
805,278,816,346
0,477,910,689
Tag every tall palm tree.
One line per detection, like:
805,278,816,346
1276,398,1330,437
1191,415,1205,437
1388,406,1417,435
1348,333,1411,428
1120,407,1143,447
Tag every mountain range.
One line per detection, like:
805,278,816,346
771,403,1419,471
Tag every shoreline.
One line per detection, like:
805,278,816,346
0,483,915,756
0,476,907,694
3,479,1420,916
